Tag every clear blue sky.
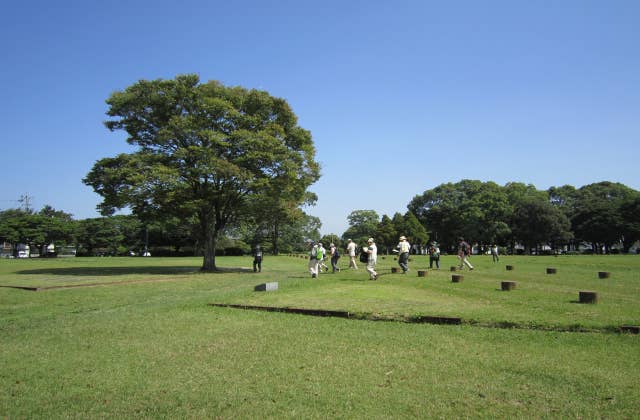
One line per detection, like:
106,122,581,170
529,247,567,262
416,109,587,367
1,0,638,236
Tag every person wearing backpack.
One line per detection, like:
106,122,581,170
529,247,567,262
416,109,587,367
457,237,474,270
317,242,328,272
308,241,320,278
330,243,341,273
428,242,440,269
253,244,263,273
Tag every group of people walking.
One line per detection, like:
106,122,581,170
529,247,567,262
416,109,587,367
307,241,344,278
252,236,501,278
309,238,379,280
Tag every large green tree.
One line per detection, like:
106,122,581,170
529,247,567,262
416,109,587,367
375,214,397,254
620,196,640,252
572,182,639,253
341,210,379,247
409,180,511,252
84,75,320,270
511,197,573,254
402,211,429,251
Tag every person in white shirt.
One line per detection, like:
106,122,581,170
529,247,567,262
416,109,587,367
308,241,320,278
364,237,378,280
396,235,411,274
346,239,358,270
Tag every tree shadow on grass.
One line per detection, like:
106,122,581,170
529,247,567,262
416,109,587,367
16,266,253,277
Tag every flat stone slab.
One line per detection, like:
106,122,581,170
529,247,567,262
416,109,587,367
254,282,278,292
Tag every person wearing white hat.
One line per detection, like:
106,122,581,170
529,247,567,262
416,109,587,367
364,238,378,280
396,235,411,274
346,239,358,270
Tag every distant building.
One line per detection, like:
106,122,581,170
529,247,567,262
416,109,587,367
1,241,12,258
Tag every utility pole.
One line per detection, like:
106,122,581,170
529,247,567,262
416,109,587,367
18,194,33,212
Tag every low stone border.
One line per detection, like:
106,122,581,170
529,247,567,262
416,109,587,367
210,303,463,325
209,303,634,333
210,303,351,319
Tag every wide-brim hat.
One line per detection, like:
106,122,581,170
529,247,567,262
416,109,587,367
399,236,407,241
367,238,374,243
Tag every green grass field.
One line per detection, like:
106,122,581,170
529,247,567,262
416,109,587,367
1,255,639,418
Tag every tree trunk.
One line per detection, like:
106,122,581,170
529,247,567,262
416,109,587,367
272,220,280,256
201,228,217,271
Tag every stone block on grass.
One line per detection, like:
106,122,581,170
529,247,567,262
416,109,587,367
501,281,517,291
579,291,598,304
254,282,278,292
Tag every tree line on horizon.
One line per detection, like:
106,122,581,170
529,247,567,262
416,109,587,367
1,178,638,258
344,179,639,255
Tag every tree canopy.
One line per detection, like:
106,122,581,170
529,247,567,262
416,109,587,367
84,75,320,270
407,179,638,254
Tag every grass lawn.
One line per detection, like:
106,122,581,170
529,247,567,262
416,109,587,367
1,255,639,418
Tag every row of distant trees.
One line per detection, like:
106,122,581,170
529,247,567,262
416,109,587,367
1,179,638,257
334,179,639,255
0,207,322,257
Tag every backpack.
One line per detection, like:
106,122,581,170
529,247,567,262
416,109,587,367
359,250,368,263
